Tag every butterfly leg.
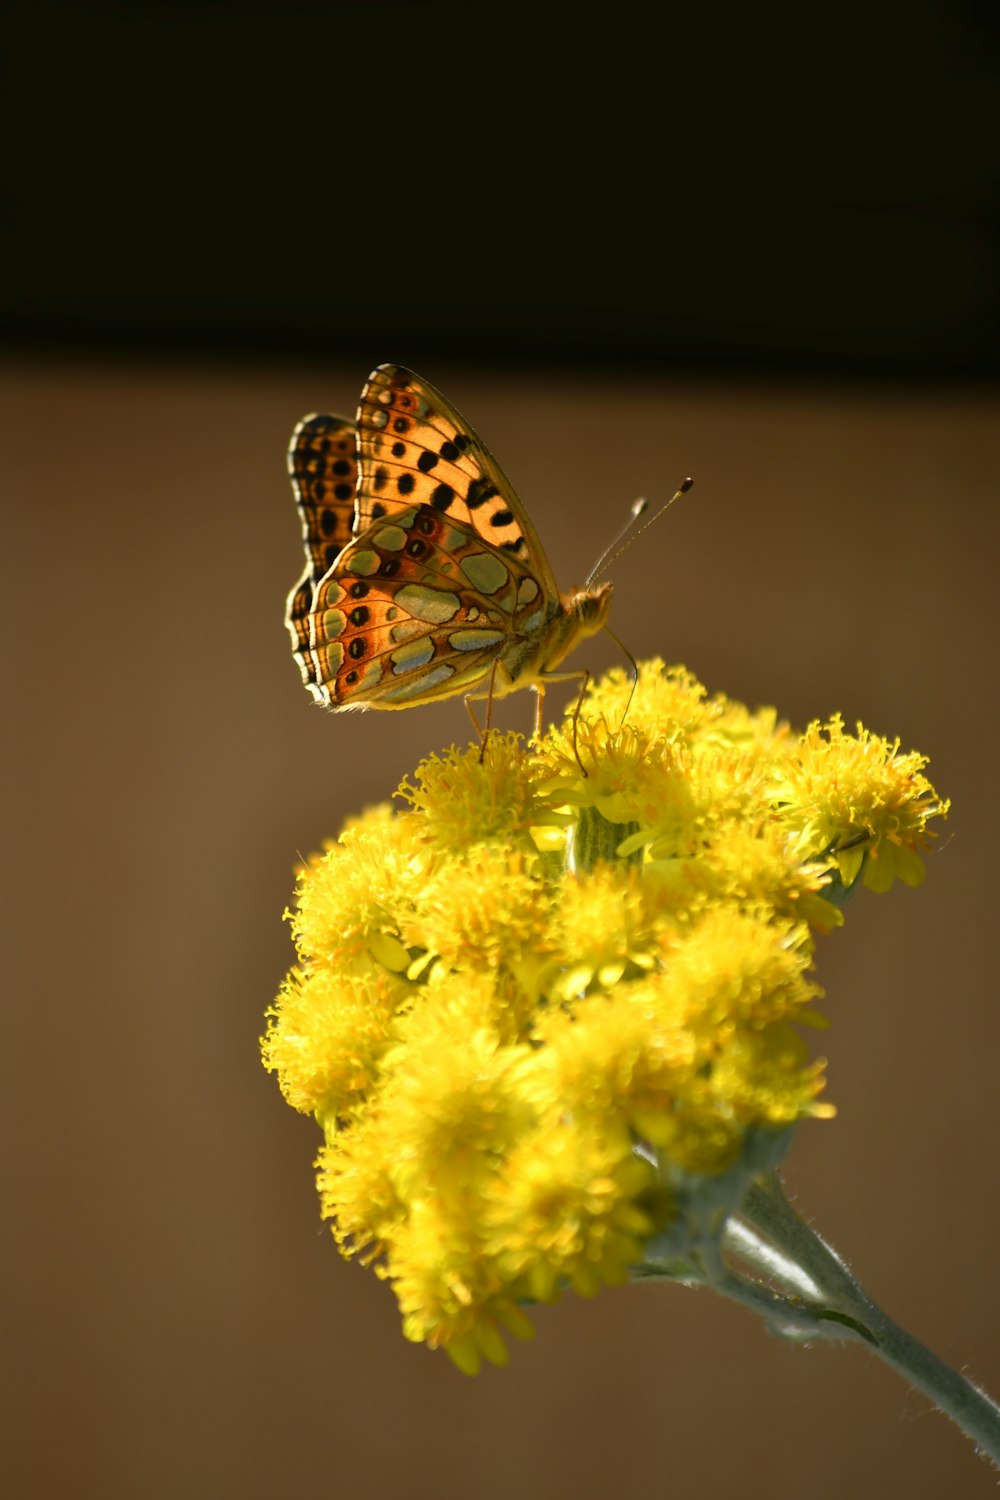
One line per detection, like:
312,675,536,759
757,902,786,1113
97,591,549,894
466,659,500,763
532,684,546,742
534,670,591,776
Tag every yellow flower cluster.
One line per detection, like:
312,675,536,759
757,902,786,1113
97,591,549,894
261,662,948,1373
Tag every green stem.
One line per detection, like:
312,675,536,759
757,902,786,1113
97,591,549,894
739,1173,1000,1468
843,1298,1000,1463
635,1171,1000,1468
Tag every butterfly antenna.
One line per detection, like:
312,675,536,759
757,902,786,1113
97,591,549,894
586,477,694,587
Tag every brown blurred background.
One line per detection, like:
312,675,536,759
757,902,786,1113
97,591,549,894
4,2,1000,1497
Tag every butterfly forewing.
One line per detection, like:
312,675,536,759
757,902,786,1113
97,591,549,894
285,414,359,685
355,364,560,599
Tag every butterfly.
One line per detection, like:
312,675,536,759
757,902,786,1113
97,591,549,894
285,364,613,740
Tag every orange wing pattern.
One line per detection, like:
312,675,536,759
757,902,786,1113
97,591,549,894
354,364,558,598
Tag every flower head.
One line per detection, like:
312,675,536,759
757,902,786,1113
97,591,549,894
772,714,949,891
263,662,948,1368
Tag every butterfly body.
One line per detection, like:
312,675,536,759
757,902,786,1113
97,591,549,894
286,365,611,732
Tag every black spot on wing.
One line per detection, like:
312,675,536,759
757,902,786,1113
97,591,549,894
466,477,498,510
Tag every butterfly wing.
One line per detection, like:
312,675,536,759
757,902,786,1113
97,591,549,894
354,364,560,598
305,499,557,709
285,413,358,685
288,365,589,714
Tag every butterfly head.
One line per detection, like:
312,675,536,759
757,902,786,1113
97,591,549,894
545,582,613,670
571,581,614,634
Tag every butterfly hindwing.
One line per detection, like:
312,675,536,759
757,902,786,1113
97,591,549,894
285,414,358,683
306,501,555,708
